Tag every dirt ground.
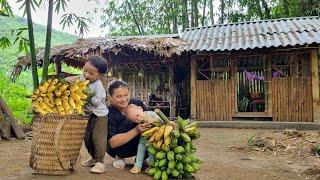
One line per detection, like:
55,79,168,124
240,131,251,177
1,128,319,180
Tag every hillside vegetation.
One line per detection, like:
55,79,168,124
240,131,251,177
0,15,78,123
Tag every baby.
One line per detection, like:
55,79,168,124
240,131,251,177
124,104,162,174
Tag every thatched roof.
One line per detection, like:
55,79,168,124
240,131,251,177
12,34,186,81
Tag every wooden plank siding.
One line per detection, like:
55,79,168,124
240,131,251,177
196,79,235,121
271,77,313,122
311,50,320,122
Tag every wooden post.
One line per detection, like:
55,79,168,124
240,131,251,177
311,49,320,122
168,64,176,119
190,55,197,120
266,54,273,115
230,54,237,116
55,59,62,78
0,97,25,139
116,67,123,80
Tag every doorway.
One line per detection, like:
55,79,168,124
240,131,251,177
236,56,266,113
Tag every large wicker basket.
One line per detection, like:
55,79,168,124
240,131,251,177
29,113,88,175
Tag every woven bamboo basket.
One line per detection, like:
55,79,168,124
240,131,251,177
29,113,88,175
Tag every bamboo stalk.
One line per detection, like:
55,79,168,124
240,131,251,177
154,109,170,124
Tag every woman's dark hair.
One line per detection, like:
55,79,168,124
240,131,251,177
87,55,108,74
107,80,128,95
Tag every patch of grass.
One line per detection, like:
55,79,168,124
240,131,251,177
247,134,255,146
313,145,320,156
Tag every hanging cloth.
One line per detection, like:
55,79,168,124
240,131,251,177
243,69,265,84
272,69,283,78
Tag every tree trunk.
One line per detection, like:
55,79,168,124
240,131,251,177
254,1,264,19
182,0,189,29
283,0,290,17
136,1,146,34
173,1,178,33
25,0,39,90
165,0,171,33
227,0,230,22
209,0,214,25
42,0,53,83
194,0,198,27
202,0,206,26
0,109,10,140
191,0,194,27
0,124,7,140
220,0,224,24
261,0,271,19
126,0,144,35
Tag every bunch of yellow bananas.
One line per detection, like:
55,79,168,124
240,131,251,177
31,78,89,116
142,124,174,151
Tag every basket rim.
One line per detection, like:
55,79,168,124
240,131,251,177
34,113,90,118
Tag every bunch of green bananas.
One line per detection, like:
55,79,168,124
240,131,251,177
143,111,202,180
31,78,89,116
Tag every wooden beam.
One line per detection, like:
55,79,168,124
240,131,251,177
311,49,320,122
190,55,197,120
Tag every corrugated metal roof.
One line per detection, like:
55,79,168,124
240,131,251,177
181,16,320,52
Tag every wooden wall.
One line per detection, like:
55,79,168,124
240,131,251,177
272,77,313,122
196,79,235,121
191,50,318,122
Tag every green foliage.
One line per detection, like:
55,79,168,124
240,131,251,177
60,13,89,37
16,0,43,16
0,15,77,72
101,0,186,35
0,36,10,49
0,72,32,123
271,0,319,18
0,0,13,16
54,0,68,13
0,15,77,124
101,0,320,36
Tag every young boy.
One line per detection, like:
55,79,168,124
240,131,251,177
123,104,162,174
66,56,108,174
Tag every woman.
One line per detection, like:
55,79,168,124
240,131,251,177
106,80,152,169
